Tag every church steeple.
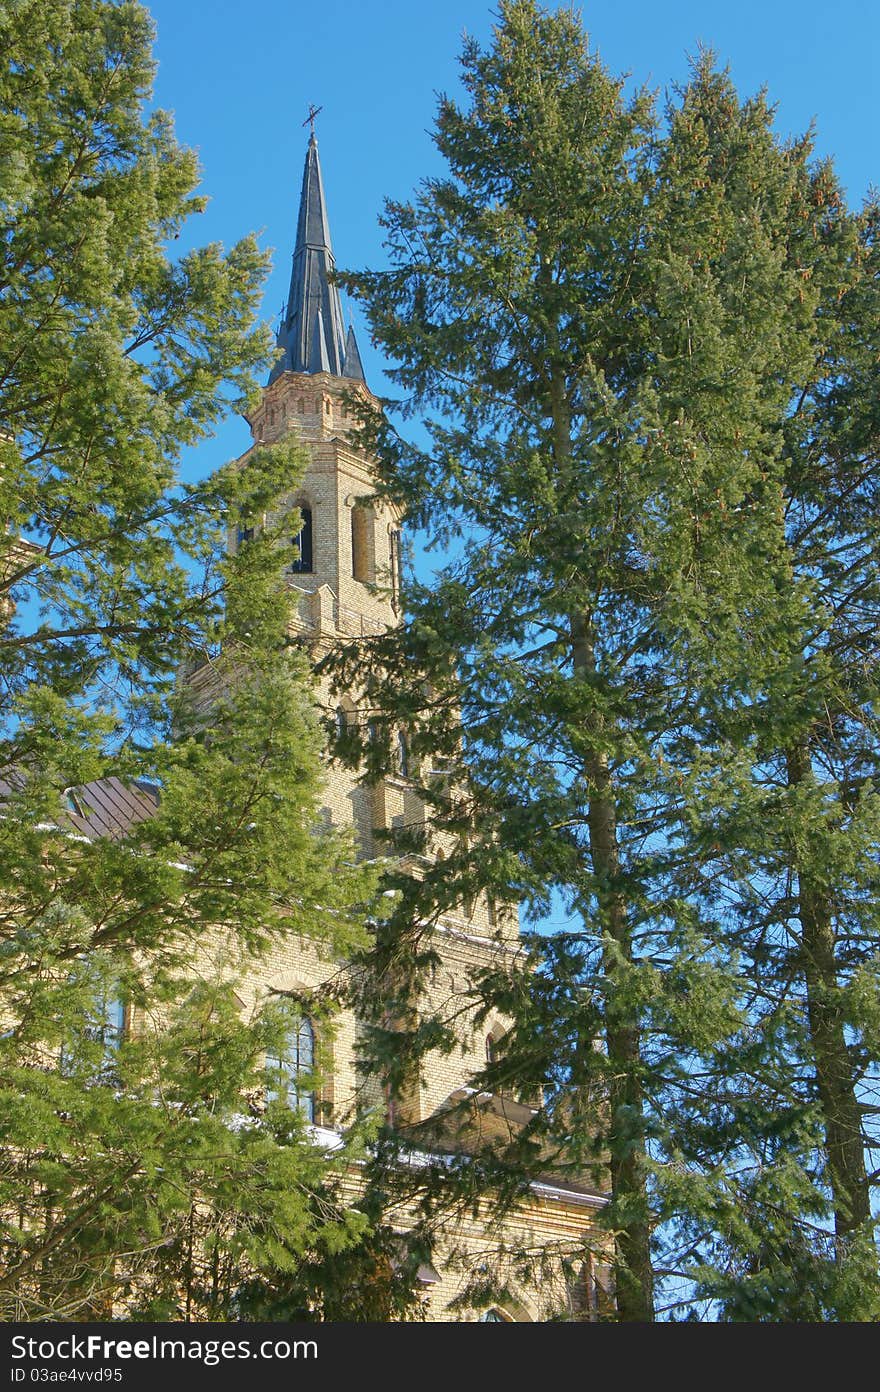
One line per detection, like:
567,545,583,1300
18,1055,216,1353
271,132,365,384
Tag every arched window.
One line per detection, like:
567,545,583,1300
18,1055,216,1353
267,1016,315,1122
335,706,348,738
289,506,313,573
485,1024,506,1073
481,1308,512,1322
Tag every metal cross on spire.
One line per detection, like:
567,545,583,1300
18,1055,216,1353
302,104,323,137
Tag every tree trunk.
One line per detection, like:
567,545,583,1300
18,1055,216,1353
548,343,653,1320
571,609,654,1322
785,741,870,1238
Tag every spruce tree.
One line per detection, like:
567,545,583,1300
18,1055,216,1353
0,0,399,1320
332,0,879,1319
662,98,880,1316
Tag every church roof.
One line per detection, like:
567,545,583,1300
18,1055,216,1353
270,133,366,384
0,773,159,841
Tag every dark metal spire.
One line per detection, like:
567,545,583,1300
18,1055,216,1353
271,132,365,384
342,322,365,381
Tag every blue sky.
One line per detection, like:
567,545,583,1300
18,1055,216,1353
144,0,879,483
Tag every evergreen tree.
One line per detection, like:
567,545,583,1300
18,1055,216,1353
663,95,880,1316
332,0,879,1319
0,0,406,1320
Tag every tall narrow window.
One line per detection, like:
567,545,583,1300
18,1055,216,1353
390,528,402,611
396,731,409,778
290,507,313,573
382,1009,421,1127
61,981,126,1082
335,706,348,739
92,992,126,1052
237,525,254,547
267,1016,316,1122
351,506,370,583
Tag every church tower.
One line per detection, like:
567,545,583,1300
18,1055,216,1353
249,130,398,647
235,130,410,856
222,130,608,1320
